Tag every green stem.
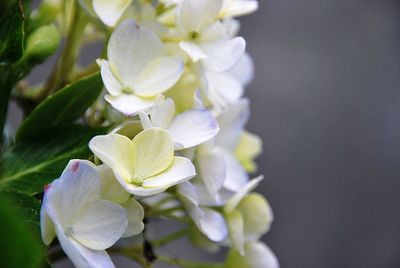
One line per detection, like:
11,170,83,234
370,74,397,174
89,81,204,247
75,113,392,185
152,228,189,247
39,1,87,100
157,256,225,268
146,206,184,217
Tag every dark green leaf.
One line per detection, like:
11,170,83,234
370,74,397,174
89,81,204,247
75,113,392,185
0,193,44,268
0,0,26,63
0,126,106,195
16,73,103,141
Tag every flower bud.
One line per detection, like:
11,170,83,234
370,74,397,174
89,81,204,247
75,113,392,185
236,193,273,240
225,241,279,268
25,24,60,62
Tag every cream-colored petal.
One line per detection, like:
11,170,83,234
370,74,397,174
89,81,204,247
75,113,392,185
105,93,155,115
226,210,244,255
96,164,130,204
89,134,135,183
224,175,263,213
142,156,196,188
131,128,174,179
93,0,132,26
121,198,145,237
108,19,163,85
134,56,184,97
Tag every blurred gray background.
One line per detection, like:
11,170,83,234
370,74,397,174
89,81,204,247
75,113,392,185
243,1,400,267
24,0,400,267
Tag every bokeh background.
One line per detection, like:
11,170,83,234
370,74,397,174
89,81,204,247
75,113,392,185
18,0,400,267
243,1,400,267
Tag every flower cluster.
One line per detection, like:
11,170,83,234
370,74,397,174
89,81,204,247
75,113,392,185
40,0,278,267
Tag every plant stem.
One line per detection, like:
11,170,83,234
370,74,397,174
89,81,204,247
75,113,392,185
152,228,189,247
146,206,184,217
39,1,87,100
157,255,225,268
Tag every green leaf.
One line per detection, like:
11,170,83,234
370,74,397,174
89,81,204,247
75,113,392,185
0,193,44,268
0,0,26,63
0,0,29,145
0,126,106,195
16,73,103,141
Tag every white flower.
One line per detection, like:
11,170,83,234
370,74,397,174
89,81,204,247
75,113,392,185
224,176,273,255
176,0,246,72
92,0,132,27
96,164,145,237
178,182,228,242
98,19,184,115
202,53,254,112
219,0,259,19
226,241,279,268
89,128,196,196
40,160,128,268
193,99,251,202
138,96,219,150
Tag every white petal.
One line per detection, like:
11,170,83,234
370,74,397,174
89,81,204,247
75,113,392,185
131,128,174,179
197,148,226,196
226,210,244,255
113,174,168,196
220,0,258,18
176,0,223,34
134,56,184,97
71,200,127,250
206,71,244,108
200,37,246,72
121,198,145,237
216,98,250,150
201,21,228,42
142,157,196,187
97,164,130,204
228,52,254,87
89,134,135,182
177,181,199,206
56,227,115,268
138,111,153,130
98,59,122,96
179,41,207,62
224,175,263,213
222,149,249,192
192,183,222,206
93,0,132,27
150,97,175,129
226,241,280,268
108,20,163,85
190,206,227,242
40,209,56,246
55,160,102,222
168,109,219,150
105,93,154,115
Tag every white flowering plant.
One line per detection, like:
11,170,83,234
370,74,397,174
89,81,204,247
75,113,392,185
0,0,278,267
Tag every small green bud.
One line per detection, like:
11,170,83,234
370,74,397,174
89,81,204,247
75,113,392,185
25,24,60,62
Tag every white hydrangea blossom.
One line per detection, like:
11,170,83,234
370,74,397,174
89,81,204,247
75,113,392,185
98,19,184,115
89,128,196,196
40,160,130,268
138,95,219,150
38,0,278,266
